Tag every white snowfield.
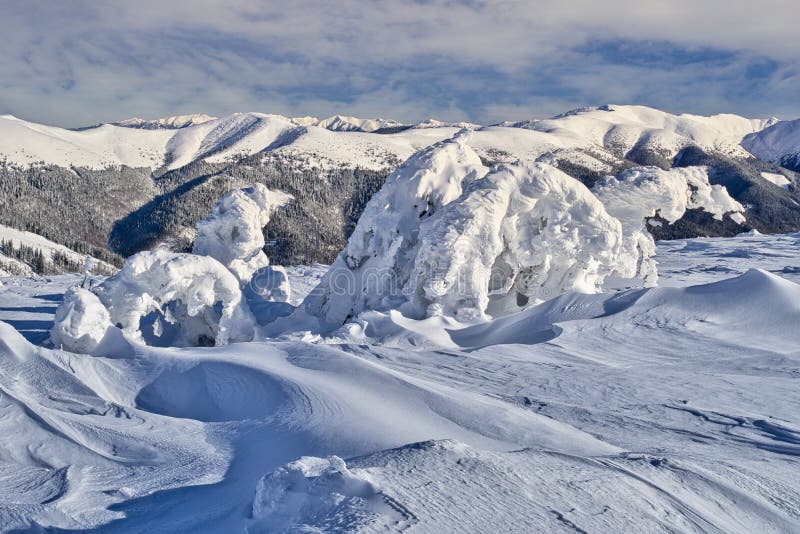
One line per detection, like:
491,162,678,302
0,233,799,531
0,104,783,172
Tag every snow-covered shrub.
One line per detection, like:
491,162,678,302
50,287,112,354
193,183,292,285
307,144,626,322
407,163,623,320
306,133,488,324
94,250,256,346
593,166,745,285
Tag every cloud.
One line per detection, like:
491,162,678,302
0,0,798,126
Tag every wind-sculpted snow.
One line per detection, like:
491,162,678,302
50,183,296,350
1,259,800,531
594,166,745,284
94,250,256,347
49,287,112,354
193,183,292,285
308,136,755,324
306,132,488,324
408,162,622,320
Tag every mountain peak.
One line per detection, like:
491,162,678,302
115,114,217,129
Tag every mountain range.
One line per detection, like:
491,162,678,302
1,105,799,272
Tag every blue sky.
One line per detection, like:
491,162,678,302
1,0,798,127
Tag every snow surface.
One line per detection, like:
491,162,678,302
0,224,115,277
761,171,792,189
0,233,799,531
743,118,800,169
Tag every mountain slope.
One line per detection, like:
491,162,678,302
1,105,800,266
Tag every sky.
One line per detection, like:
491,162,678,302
1,0,798,127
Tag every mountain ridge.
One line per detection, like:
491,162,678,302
1,104,799,270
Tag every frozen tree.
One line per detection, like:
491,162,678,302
193,183,292,285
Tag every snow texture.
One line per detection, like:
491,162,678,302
49,287,111,354
306,132,488,324
192,183,292,285
407,162,622,320
309,141,746,324
0,233,799,531
593,165,745,284
94,249,255,347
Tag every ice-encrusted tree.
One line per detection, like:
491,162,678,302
192,183,292,286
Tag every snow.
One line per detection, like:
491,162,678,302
407,162,622,320
192,183,292,285
0,233,799,530
307,141,747,325
761,171,792,189
0,115,173,169
306,133,489,325
593,166,745,284
742,118,800,168
0,104,779,172
0,224,116,276
49,286,111,354
294,115,404,132
116,114,218,129
92,250,256,346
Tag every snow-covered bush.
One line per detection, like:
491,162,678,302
307,138,628,322
193,183,292,285
306,133,488,324
50,287,112,354
94,250,256,346
593,166,745,285
407,163,623,320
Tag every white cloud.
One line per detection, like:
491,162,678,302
0,0,798,126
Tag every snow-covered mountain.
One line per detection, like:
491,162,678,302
0,105,783,172
1,104,799,267
742,118,800,172
0,225,116,276
114,113,217,129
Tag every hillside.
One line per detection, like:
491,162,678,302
1,105,799,267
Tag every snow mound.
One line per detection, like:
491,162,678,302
448,268,800,353
250,455,406,532
308,146,627,322
193,183,292,285
306,132,488,324
50,287,112,354
408,162,623,320
593,166,745,285
95,250,255,347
